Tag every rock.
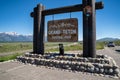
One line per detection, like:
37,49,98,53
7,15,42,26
90,67,94,73
99,68,104,73
113,65,119,69
80,66,85,71
108,68,113,74
27,58,32,64
114,68,120,74
84,58,88,62
87,63,93,67
98,64,103,68
94,73,99,76
104,69,108,74
103,55,108,58
95,67,99,73
17,54,120,77
99,74,104,77
101,60,105,64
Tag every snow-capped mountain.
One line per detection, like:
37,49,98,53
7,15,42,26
0,32,33,42
4,32,19,36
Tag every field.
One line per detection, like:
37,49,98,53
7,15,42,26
0,42,105,53
0,42,33,53
0,53,22,62
45,42,104,52
1,40,119,53
0,41,105,62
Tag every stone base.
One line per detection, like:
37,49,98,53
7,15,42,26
17,52,120,78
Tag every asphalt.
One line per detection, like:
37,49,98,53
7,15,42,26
0,47,120,80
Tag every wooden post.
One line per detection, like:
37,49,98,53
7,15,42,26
30,7,38,53
89,0,96,58
37,4,45,55
59,44,64,55
31,4,45,54
83,0,89,57
83,0,96,58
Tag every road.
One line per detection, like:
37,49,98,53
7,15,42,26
97,46,120,67
0,46,120,80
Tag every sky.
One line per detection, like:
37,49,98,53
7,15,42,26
0,0,120,40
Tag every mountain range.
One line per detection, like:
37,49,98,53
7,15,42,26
0,32,33,42
97,37,120,42
0,32,119,42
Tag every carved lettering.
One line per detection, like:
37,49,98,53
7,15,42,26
48,18,78,42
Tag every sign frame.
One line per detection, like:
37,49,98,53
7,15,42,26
47,18,78,42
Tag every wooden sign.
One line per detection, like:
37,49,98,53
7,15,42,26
47,18,78,42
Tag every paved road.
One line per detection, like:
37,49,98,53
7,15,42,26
0,47,120,80
97,46,120,67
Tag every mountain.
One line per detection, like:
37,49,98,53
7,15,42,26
1,32,119,42
0,32,33,42
97,37,120,42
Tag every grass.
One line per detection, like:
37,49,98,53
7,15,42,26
114,40,120,46
0,42,105,62
96,42,104,49
65,44,83,51
0,42,105,53
46,44,82,52
45,42,73,47
0,53,22,62
0,42,32,53
100,40,120,46
46,42,104,52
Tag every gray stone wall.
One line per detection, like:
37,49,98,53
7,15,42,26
17,53,120,78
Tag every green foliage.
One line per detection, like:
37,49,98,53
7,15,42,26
65,44,83,51
99,40,120,46
45,42,73,47
0,53,22,62
0,42,105,54
45,42,58,47
46,42,104,52
0,42,32,53
46,44,82,52
114,40,120,46
0,42,105,62
96,42,104,49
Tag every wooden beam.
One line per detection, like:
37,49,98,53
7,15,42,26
95,1,104,9
42,2,103,15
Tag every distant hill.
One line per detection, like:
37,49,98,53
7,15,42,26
97,37,120,42
0,32,33,42
0,32,119,42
